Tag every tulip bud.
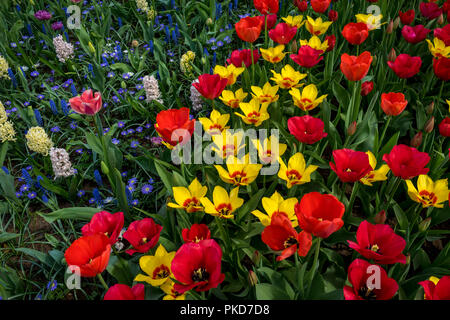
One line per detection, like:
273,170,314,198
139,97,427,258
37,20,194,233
131,40,139,48
405,255,411,264
88,41,96,54
386,20,394,34
393,17,400,30
388,48,397,62
347,121,357,136
252,250,261,265
249,270,258,286
372,54,377,65
121,80,127,89
328,10,338,22
426,101,434,115
424,116,435,133
206,18,213,26
374,210,386,224
294,0,308,12
419,217,432,232
290,40,298,54
101,161,110,175
410,131,423,148
438,14,444,25
201,56,207,66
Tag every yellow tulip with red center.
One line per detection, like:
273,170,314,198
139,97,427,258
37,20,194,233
359,151,390,186
161,280,186,300
201,186,244,219
355,13,383,31
219,89,248,108
134,244,176,287
282,15,305,28
426,38,450,59
211,130,246,159
215,154,263,186
278,152,318,188
199,109,230,136
214,64,245,86
252,135,287,164
299,36,328,53
305,16,333,36
167,178,207,213
290,84,327,111
406,175,449,208
251,82,279,104
270,64,307,89
252,191,298,227
260,45,287,63
235,98,270,127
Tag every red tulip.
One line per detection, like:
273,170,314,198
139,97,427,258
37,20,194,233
171,239,225,293
344,259,399,300
340,51,373,81
104,284,145,300
290,45,324,68
182,224,211,243
311,0,331,13
330,149,373,183
433,57,450,81
295,192,345,238
193,74,228,100
399,9,415,25
64,234,111,277
434,24,450,46
294,0,308,12
269,23,297,44
81,211,124,245
227,49,261,68
348,220,407,264
419,2,442,20
401,25,430,44
361,81,374,96
438,117,450,137
235,16,263,43
419,276,450,300
254,0,279,15
288,115,327,144
123,218,162,255
325,35,336,52
328,9,338,22
387,54,422,79
69,89,102,115
381,92,408,116
382,144,430,179
257,14,277,29
342,22,369,45
155,107,195,148
261,212,312,261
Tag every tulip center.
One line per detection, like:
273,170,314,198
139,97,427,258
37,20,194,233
286,169,302,183
215,203,233,217
418,190,437,206
153,265,171,279
229,99,239,108
222,144,236,157
283,236,298,248
183,197,202,212
282,78,294,87
192,267,209,282
247,111,261,123
370,244,380,252
140,237,148,245
358,286,377,300
230,171,247,184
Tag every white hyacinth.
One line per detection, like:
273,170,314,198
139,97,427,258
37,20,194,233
49,147,75,178
190,80,203,112
142,75,163,104
53,35,74,63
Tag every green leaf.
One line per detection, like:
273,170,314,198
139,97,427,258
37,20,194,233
255,283,292,300
15,248,51,267
0,232,19,243
38,207,100,223
106,256,134,286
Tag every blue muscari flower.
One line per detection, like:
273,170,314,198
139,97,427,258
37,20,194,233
42,194,49,203
118,17,123,28
64,31,69,41
115,44,123,60
172,30,177,45
175,24,180,38
49,100,58,115
2,166,9,174
149,40,154,54
92,188,103,207
102,56,109,66
61,99,70,115
167,14,173,27
42,24,46,34
234,0,238,9
155,15,159,25
27,24,33,36
229,2,233,15
216,3,222,20
213,51,217,67
8,69,17,88
125,187,133,205
70,83,77,96
36,176,47,193
34,109,43,126
88,64,95,78
203,48,209,56
16,4,20,12
164,25,170,43
94,169,103,186
171,0,176,9
22,168,34,187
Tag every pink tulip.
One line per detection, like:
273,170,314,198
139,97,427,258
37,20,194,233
69,89,102,115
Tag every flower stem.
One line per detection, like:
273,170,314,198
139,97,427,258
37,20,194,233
97,273,109,290
346,182,360,217
306,238,321,298
377,115,392,153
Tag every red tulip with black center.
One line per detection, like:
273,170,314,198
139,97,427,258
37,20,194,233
182,224,212,243
348,220,407,264
433,57,450,81
123,218,162,255
399,9,415,25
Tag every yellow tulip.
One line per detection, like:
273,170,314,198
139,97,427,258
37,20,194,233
219,88,248,108
252,135,287,164
235,98,270,127
215,154,262,186
406,175,449,208
252,191,298,227
299,36,328,53
260,45,287,63
305,16,332,36
289,84,327,111
360,151,390,186
282,15,305,28
251,82,279,104
167,178,207,213
200,186,243,219
214,64,245,85
270,64,307,89
199,109,230,135
426,38,450,58
211,130,246,159
134,244,176,287
278,153,318,188
355,13,384,31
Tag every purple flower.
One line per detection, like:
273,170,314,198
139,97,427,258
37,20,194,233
151,136,163,146
51,21,63,31
34,10,52,21
141,184,153,194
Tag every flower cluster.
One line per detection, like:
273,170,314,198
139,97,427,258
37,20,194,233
53,35,74,63
25,127,53,156
49,147,76,179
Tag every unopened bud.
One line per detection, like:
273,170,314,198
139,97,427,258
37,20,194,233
438,14,444,25
249,270,258,286
290,40,298,54
252,250,261,265
121,80,127,89
424,116,435,133
419,217,432,232
347,121,357,136
386,20,394,34
374,210,386,224
372,54,377,65
393,17,400,30
426,101,434,115
206,18,213,26
388,48,397,62
100,161,109,175
131,40,139,48
410,131,423,148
